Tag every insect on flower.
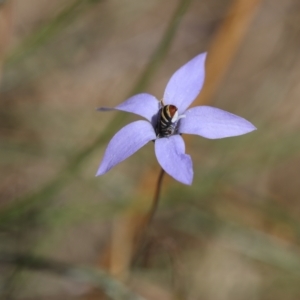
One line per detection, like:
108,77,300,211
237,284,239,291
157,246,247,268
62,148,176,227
96,53,256,185
156,103,185,138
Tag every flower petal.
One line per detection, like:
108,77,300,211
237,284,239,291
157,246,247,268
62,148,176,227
155,135,193,185
179,106,257,139
163,53,207,113
98,93,160,122
96,120,156,176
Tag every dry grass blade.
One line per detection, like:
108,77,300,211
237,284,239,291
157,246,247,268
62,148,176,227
195,0,262,105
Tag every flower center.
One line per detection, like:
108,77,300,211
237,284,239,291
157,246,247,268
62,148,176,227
155,105,185,138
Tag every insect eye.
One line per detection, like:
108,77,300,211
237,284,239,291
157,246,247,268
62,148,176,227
168,105,177,117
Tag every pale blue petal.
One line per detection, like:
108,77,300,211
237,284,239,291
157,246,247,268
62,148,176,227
98,93,160,122
163,53,207,113
96,120,156,176
155,135,193,185
179,106,257,139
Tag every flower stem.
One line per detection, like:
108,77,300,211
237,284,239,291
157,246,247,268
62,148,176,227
132,168,165,265
147,168,165,225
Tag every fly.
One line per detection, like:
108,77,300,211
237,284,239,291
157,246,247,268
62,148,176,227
156,103,185,138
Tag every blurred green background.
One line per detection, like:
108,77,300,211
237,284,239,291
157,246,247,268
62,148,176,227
1,0,300,299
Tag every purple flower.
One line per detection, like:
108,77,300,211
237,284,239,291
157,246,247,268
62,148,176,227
96,53,256,185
